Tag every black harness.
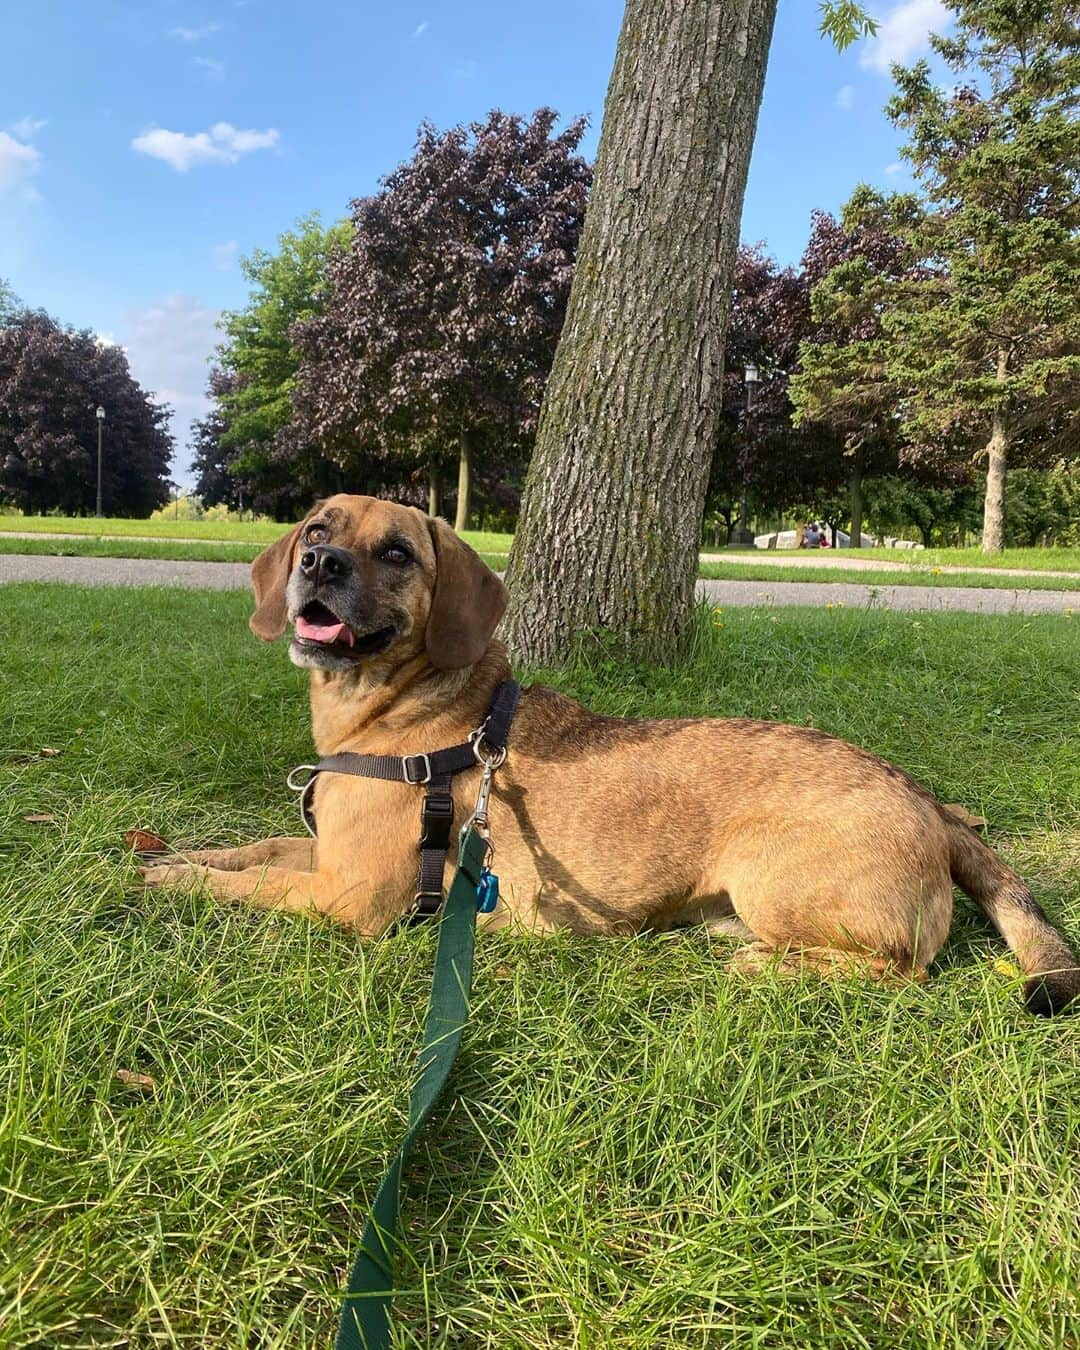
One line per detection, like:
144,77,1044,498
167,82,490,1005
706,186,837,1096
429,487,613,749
289,680,521,920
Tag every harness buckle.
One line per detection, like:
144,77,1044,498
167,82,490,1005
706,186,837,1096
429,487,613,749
410,890,443,919
402,752,433,785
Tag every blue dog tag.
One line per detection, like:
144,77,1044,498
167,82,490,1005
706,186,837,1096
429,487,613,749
476,868,499,913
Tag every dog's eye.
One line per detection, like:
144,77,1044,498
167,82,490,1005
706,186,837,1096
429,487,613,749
381,544,412,565
305,523,328,544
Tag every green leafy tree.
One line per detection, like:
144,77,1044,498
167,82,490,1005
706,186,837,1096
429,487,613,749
212,214,350,515
790,201,917,544
875,0,1080,552
0,278,21,325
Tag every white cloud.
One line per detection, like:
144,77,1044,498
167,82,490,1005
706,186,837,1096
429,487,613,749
885,161,905,175
213,239,239,270
168,23,223,41
412,20,429,37
0,130,41,194
10,116,46,140
835,84,855,111
121,294,221,474
131,121,279,172
192,55,226,81
860,0,949,73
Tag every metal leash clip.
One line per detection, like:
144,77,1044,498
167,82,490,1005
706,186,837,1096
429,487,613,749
462,742,502,913
286,764,319,839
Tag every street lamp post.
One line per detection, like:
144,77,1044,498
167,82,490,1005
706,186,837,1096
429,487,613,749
95,406,106,518
729,364,760,546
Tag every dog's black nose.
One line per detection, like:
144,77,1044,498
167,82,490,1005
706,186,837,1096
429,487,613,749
298,544,353,585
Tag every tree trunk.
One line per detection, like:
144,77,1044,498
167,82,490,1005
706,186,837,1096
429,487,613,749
428,462,442,518
982,414,1007,553
982,349,1008,554
849,454,863,548
503,0,778,665
454,429,472,533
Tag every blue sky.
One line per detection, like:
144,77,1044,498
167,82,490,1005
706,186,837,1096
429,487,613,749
1,0,949,485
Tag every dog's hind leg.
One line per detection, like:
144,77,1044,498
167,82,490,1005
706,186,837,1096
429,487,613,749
728,941,927,986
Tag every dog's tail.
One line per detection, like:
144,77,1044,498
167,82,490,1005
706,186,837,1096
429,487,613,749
945,809,1080,1015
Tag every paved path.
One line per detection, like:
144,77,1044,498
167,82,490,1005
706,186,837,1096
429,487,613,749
699,551,1080,583
3,552,1078,615
4,530,1079,585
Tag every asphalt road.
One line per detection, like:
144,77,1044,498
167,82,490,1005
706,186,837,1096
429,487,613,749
2,552,1078,614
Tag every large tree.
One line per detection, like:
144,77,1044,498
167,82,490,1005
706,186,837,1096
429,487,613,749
204,214,351,519
0,311,172,515
789,201,917,543
295,108,591,529
707,245,839,539
503,0,874,663
876,0,1080,552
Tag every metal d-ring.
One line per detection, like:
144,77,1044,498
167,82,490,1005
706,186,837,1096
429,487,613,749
468,729,507,770
286,763,318,793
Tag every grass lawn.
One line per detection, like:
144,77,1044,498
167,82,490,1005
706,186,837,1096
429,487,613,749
698,559,1080,594
2,587,1079,1347
0,514,515,558
0,535,509,572
722,545,1080,574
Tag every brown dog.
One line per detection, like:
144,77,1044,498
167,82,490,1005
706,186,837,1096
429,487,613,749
143,494,1080,1014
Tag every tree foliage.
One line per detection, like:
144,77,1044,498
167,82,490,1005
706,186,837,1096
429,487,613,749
198,215,351,519
709,246,837,530
0,311,172,515
869,0,1080,550
294,108,591,527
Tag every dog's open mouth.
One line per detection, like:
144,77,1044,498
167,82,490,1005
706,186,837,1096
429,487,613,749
293,601,395,657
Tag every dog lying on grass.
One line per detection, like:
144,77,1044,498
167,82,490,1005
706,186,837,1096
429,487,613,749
143,495,1080,1014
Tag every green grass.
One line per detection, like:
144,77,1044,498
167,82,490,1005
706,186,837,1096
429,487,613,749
2,587,1079,1347
0,514,287,542
0,515,515,556
698,560,1080,593
0,535,508,572
720,545,1080,573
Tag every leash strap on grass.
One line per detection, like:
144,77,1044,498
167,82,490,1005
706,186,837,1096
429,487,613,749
335,826,488,1350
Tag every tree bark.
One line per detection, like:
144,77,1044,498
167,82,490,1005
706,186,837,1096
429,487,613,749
982,418,1007,552
982,350,1009,553
849,453,863,548
454,429,472,533
503,0,778,665
428,462,442,518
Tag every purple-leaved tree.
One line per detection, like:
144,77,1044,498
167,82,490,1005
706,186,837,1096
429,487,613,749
0,310,172,516
295,108,591,529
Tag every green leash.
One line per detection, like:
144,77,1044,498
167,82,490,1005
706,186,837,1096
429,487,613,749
334,826,489,1350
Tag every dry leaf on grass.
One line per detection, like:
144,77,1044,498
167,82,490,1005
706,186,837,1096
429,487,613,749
7,747,63,764
123,829,169,855
115,1069,157,1093
22,813,57,824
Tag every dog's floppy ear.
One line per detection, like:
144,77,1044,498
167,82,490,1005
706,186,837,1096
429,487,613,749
250,523,305,641
425,515,508,669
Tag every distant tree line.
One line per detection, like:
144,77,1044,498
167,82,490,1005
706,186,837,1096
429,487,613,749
194,1,1077,549
0,295,172,517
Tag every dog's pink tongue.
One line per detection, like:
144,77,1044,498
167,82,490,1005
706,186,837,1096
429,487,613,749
295,615,354,646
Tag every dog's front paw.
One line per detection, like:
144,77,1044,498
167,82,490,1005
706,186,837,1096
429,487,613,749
140,862,209,893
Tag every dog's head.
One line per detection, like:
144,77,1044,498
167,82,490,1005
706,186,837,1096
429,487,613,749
249,495,508,673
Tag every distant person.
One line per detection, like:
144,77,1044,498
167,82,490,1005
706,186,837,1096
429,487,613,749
804,521,823,548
